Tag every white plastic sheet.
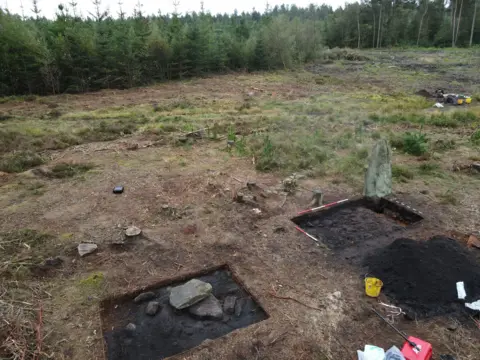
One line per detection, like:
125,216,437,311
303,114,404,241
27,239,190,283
357,345,385,360
465,299,480,311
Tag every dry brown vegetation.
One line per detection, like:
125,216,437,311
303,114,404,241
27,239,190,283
1,49,480,360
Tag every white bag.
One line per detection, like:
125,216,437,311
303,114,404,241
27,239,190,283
357,345,385,360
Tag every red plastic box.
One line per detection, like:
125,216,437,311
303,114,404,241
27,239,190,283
401,337,432,360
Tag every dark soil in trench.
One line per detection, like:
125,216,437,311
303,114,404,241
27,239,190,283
102,269,267,360
365,236,480,318
291,198,421,265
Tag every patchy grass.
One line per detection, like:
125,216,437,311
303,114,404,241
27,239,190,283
0,229,53,278
392,164,415,182
0,151,45,173
48,163,94,178
438,189,459,205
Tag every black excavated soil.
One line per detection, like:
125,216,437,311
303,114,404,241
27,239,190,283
292,198,422,264
365,236,480,318
102,269,267,360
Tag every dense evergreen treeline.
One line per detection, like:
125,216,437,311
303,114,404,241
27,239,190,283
0,0,478,96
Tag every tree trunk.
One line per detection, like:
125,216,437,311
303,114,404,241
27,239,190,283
452,0,458,46
372,9,376,48
377,2,383,48
357,7,361,48
417,0,429,46
470,0,478,46
455,0,463,44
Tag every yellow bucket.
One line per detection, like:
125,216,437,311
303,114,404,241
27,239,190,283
466,97,472,104
365,277,383,297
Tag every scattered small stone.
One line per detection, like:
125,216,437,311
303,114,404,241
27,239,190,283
467,235,480,249
234,298,245,317
223,296,236,315
447,321,459,332
125,323,136,336
125,226,142,237
310,189,324,207
472,163,480,172
161,204,170,210
77,243,98,257
134,291,156,303
169,279,212,309
44,256,63,267
333,291,342,299
145,301,160,316
188,294,223,320
252,208,262,215
246,181,256,190
420,189,429,195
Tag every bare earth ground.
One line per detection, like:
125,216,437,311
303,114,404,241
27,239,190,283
1,49,480,360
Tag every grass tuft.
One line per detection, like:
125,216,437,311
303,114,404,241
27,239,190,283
392,164,414,182
0,151,45,173
48,163,94,178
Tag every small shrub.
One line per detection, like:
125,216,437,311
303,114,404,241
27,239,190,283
24,95,36,102
428,114,458,128
403,132,428,156
392,164,414,182
48,162,94,178
470,129,480,144
255,135,278,171
0,151,45,173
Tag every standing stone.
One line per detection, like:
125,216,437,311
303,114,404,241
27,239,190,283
188,294,223,320
364,139,392,200
145,301,160,316
223,296,237,315
169,279,212,309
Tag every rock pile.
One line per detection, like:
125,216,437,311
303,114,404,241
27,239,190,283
131,279,243,322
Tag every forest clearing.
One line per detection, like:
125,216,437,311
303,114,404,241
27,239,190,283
1,48,480,360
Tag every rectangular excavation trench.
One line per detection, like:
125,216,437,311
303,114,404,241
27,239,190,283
100,264,268,360
291,197,423,265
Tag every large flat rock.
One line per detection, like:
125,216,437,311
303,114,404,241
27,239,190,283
169,279,212,309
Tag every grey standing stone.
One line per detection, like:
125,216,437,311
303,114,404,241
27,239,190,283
188,294,223,320
234,298,246,317
169,279,212,309
145,301,160,316
364,139,392,200
223,296,236,315
134,291,155,303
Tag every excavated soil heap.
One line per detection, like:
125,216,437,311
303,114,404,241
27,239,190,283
365,235,480,318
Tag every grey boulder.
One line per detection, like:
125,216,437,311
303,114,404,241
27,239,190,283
188,294,223,320
169,279,212,309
